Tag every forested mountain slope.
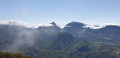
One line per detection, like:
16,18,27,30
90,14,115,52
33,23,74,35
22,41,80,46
0,22,120,58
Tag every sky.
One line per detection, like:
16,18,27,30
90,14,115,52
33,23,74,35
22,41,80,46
0,0,120,26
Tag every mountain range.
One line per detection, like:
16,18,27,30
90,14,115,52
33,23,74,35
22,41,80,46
0,21,120,58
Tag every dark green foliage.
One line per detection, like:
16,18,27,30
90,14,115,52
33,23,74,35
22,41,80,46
0,51,32,58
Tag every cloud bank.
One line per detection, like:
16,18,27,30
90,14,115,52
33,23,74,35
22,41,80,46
0,20,120,29
84,23,120,29
0,20,53,28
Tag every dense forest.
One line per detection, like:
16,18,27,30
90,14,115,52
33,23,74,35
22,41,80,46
0,22,120,58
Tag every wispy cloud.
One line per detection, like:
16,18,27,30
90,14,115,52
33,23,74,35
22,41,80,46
1,20,120,29
0,20,54,28
84,23,120,29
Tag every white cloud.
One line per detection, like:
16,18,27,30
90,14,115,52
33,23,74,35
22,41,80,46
83,23,120,29
57,24,66,29
30,24,53,28
102,23,120,26
1,20,120,29
0,20,53,28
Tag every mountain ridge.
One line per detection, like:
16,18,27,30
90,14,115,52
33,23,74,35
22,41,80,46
0,20,120,29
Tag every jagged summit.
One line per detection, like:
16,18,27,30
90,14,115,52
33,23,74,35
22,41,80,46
50,22,57,26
